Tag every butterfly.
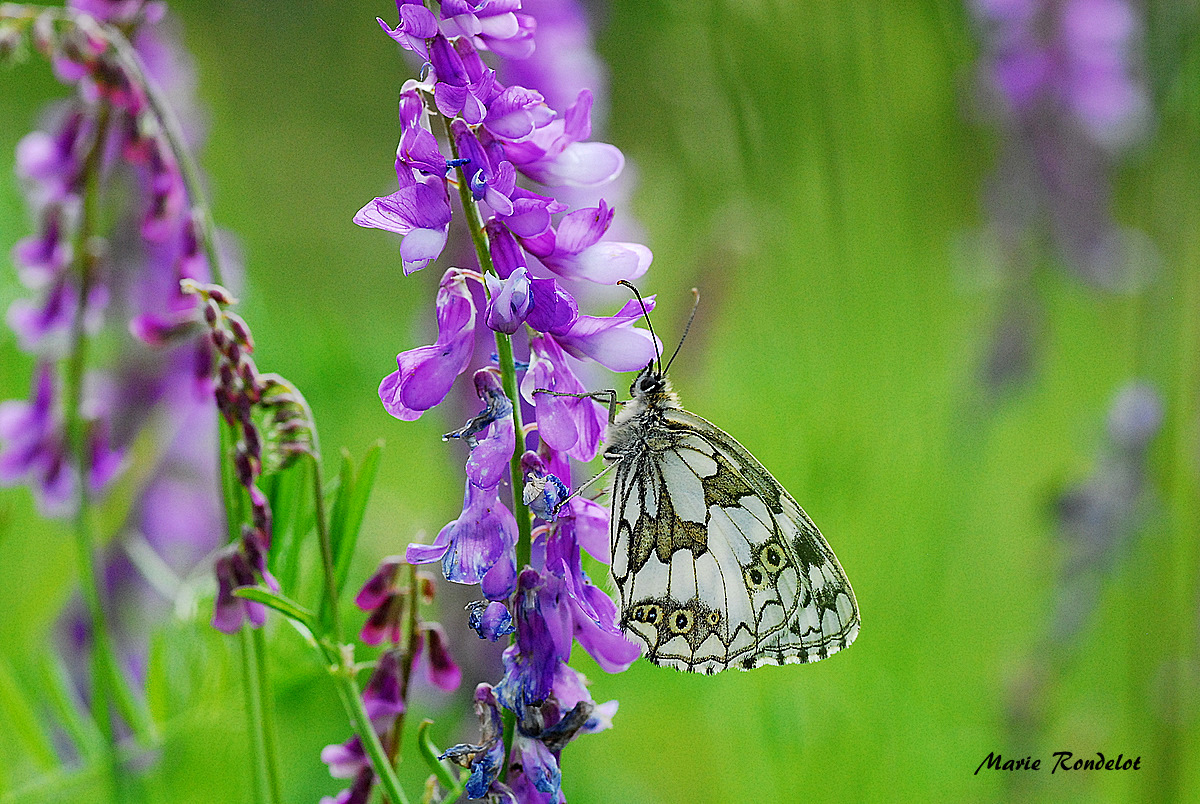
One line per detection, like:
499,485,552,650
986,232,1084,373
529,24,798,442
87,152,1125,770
596,284,859,674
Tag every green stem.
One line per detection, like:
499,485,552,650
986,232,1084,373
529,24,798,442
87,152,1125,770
328,651,412,804
439,113,533,568
252,627,283,804
239,628,272,804
385,564,422,773
440,113,532,777
311,456,344,644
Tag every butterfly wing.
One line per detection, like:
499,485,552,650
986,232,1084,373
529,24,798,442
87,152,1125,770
610,408,859,673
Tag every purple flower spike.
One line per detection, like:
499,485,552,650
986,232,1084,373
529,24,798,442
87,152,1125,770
555,297,659,372
520,334,605,461
406,479,518,596
354,176,452,275
379,268,476,421
422,623,463,691
467,599,516,641
377,2,438,59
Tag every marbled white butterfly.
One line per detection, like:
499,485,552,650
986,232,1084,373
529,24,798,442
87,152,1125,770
594,284,859,673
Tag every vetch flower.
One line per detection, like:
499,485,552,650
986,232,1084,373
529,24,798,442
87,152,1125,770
519,334,604,461
501,90,624,187
354,174,453,275
554,296,659,371
377,1,438,59
407,479,518,598
467,599,516,641
379,268,477,420
442,684,508,799
522,200,651,285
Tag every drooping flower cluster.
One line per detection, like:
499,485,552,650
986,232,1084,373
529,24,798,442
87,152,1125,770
355,1,649,800
968,0,1156,390
1,2,235,681
0,2,219,514
185,280,317,633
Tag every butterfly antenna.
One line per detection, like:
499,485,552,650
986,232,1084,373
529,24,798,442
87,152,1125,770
617,279,662,373
663,287,700,374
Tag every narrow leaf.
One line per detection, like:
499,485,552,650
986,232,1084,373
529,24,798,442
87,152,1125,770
0,657,56,770
416,719,459,793
233,587,318,636
38,654,104,762
333,440,383,596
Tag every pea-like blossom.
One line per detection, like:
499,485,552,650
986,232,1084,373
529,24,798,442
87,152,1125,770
379,268,477,420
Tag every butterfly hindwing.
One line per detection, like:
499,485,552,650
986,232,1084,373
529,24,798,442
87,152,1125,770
610,406,859,673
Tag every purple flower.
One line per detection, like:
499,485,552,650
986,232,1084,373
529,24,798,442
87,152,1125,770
522,201,652,285
444,368,517,488
442,684,507,799
379,268,477,420
554,297,659,371
468,599,516,641
502,91,624,187
0,365,73,515
430,34,496,125
377,2,438,58
441,0,537,59
420,624,463,691
496,568,569,716
396,86,449,176
354,175,453,275
362,649,407,720
485,268,533,334
519,334,604,461
407,479,518,598
355,556,405,611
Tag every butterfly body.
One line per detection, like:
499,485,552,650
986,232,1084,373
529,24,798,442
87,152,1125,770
604,364,859,673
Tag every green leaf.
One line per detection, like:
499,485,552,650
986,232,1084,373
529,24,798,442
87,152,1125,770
233,587,318,637
38,654,104,762
0,657,56,771
416,719,460,794
261,458,312,593
333,441,382,597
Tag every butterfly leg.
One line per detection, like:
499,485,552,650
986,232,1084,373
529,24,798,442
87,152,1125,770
532,388,623,422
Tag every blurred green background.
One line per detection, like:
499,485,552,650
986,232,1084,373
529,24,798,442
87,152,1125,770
2,1,1199,802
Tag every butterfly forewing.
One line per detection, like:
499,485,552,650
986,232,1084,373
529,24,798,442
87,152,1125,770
609,398,859,674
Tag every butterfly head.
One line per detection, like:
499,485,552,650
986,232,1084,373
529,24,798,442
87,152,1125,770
630,362,670,400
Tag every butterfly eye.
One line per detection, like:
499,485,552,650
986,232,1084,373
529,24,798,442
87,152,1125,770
669,609,694,634
706,611,720,628
761,544,787,572
744,565,768,591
